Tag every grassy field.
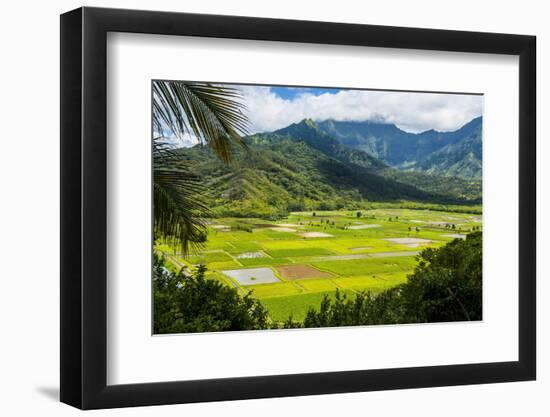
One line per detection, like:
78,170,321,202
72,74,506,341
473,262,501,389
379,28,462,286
156,207,482,324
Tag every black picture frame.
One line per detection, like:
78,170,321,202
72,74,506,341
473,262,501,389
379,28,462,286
60,6,536,410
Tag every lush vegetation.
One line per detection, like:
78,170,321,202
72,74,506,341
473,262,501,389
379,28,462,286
156,208,482,327
154,255,270,333
301,231,482,327
317,116,482,179
152,81,249,251
154,232,482,332
150,80,483,334
176,119,481,220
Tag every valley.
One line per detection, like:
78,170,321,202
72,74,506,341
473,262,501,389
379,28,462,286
156,207,482,324
152,81,484,333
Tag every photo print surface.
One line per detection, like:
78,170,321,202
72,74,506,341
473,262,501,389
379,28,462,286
152,81,483,335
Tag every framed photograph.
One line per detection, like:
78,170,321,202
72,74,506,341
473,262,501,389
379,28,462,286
60,7,536,409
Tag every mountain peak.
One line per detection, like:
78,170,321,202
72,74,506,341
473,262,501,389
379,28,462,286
275,118,324,137
297,118,319,129
275,118,326,139
273,118,387,170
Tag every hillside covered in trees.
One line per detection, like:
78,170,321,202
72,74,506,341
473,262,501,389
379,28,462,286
317,116,483,179
174,118,482,219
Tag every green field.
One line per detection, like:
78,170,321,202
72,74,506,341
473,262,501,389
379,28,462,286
156,207,482,324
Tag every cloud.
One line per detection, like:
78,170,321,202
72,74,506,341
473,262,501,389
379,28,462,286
154,125,198,148
155,133,196,148
234,85,483,134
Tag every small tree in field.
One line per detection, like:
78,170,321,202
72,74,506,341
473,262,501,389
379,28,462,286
356,211,362,218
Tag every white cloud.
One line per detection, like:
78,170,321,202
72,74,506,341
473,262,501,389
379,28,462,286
235,86,483,134
155,133,196,149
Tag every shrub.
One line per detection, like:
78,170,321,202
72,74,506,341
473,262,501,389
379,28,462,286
153,255,270,333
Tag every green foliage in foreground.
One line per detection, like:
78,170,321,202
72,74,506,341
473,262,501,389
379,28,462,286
300,231,482,327
153,256,270,334
152,81,249,253
154,233,482,333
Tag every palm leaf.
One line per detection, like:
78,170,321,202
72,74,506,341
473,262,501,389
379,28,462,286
153,142,209,253
153,81,249,162
152,81,250,253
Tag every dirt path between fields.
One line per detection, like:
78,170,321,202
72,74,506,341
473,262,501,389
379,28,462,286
302,251,420,262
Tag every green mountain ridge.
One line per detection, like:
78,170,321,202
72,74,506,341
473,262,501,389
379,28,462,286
409,127,482,178
275,119,387,170
273,119,480,201
316,116,482,179
174,119,481,219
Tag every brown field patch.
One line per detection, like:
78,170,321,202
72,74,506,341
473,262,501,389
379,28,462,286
276,265,333,280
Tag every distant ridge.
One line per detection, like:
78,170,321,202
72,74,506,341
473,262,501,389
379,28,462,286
174,117,481,218
274,119,386,170
316,116,482,179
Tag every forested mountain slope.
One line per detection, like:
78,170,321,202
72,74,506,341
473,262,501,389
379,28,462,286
316,116,482,179
174,120,481,218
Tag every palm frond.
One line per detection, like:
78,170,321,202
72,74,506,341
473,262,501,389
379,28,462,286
152,81,251,253
152,81,249,162
153,143,210,253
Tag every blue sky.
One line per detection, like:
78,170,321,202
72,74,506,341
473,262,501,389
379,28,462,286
270,86,342,100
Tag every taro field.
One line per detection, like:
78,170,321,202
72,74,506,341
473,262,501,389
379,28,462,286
155,208,482,324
